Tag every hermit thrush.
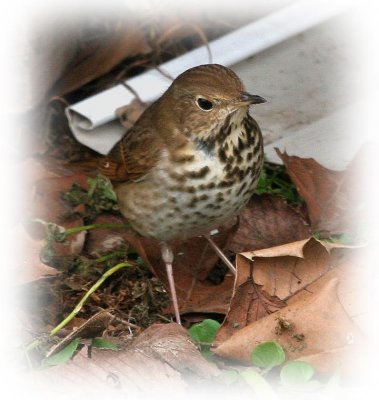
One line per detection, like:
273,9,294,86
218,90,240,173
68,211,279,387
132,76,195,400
99,64,266,323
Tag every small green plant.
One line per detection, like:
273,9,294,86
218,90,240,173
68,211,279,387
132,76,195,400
211,340,335,396
91,337,120,351
62,175,119,220
256,161,303,204
87,176,117,202
41,338,82,368
188,319,221,346
251,341,286,372
313,231,355,245
188,319,221,361
41,337,120,369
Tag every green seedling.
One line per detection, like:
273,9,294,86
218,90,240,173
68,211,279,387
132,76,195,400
251,341,286,373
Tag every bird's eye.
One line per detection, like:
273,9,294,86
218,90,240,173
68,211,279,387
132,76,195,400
196,98,213,111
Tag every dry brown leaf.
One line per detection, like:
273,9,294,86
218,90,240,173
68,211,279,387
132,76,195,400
132,323,219,378
228,194,311,254
295,347,363,377
215,238,362,343
46,310,115,358
26,174,90,266
13,157,63,223
38,323,218,394
11,224,59,285
29,173,89,231
52,19,151,96
276,149,344,234
276,146,373,235
213,279,363,375
243,238,363,302
247,238,338,301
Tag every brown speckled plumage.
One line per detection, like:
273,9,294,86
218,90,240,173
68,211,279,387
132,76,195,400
99,64,265,241
98,64,266,323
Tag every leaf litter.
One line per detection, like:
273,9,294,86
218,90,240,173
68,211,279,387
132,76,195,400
13,9,371,391
18,149,368,389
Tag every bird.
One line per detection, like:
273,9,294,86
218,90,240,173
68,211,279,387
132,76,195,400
98,64,266,324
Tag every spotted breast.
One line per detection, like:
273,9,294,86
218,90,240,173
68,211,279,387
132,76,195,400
115,106,263,241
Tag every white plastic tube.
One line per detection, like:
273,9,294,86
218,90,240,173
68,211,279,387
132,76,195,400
66,0,349,154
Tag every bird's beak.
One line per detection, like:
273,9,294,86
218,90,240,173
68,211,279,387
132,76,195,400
238,92,267,106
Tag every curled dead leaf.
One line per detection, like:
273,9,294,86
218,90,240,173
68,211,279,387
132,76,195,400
11,224,59,285
213,278,363,375
132,323,219,378
38,323,218,394
216,238,365,345
27,174,90,268
276,146,374,237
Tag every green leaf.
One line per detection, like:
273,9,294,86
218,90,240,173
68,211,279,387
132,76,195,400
240,368,277,399
91,337,120,351
42,338,81,367
251,341,286,371
313,231,354,245
188,319,220,344
87,177,97,198
103,186,117,202
255,161,303,204
280,361,314,386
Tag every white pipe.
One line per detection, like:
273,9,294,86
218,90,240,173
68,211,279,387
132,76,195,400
66,0,350,154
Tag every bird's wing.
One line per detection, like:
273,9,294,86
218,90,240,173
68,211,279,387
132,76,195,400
98,126,163,182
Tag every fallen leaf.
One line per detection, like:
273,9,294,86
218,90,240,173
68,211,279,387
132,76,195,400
26,174,90,268
249,238,338,301
228,194,311,253
287,250,367,323
213,279,363,375
132,323,219,378
295,347,362,377
52,18,151,96
215,238,363,343
12,156,63,224
28,173,89,235
38,323,218,394
11,224,59,285
276,146,374,236
47,309,115,357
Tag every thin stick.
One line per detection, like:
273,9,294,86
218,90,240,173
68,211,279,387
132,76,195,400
205,236,236,275
50,262,131,336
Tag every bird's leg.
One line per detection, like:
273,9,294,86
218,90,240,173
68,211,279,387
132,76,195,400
160,243,182,324
205,235,236,275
